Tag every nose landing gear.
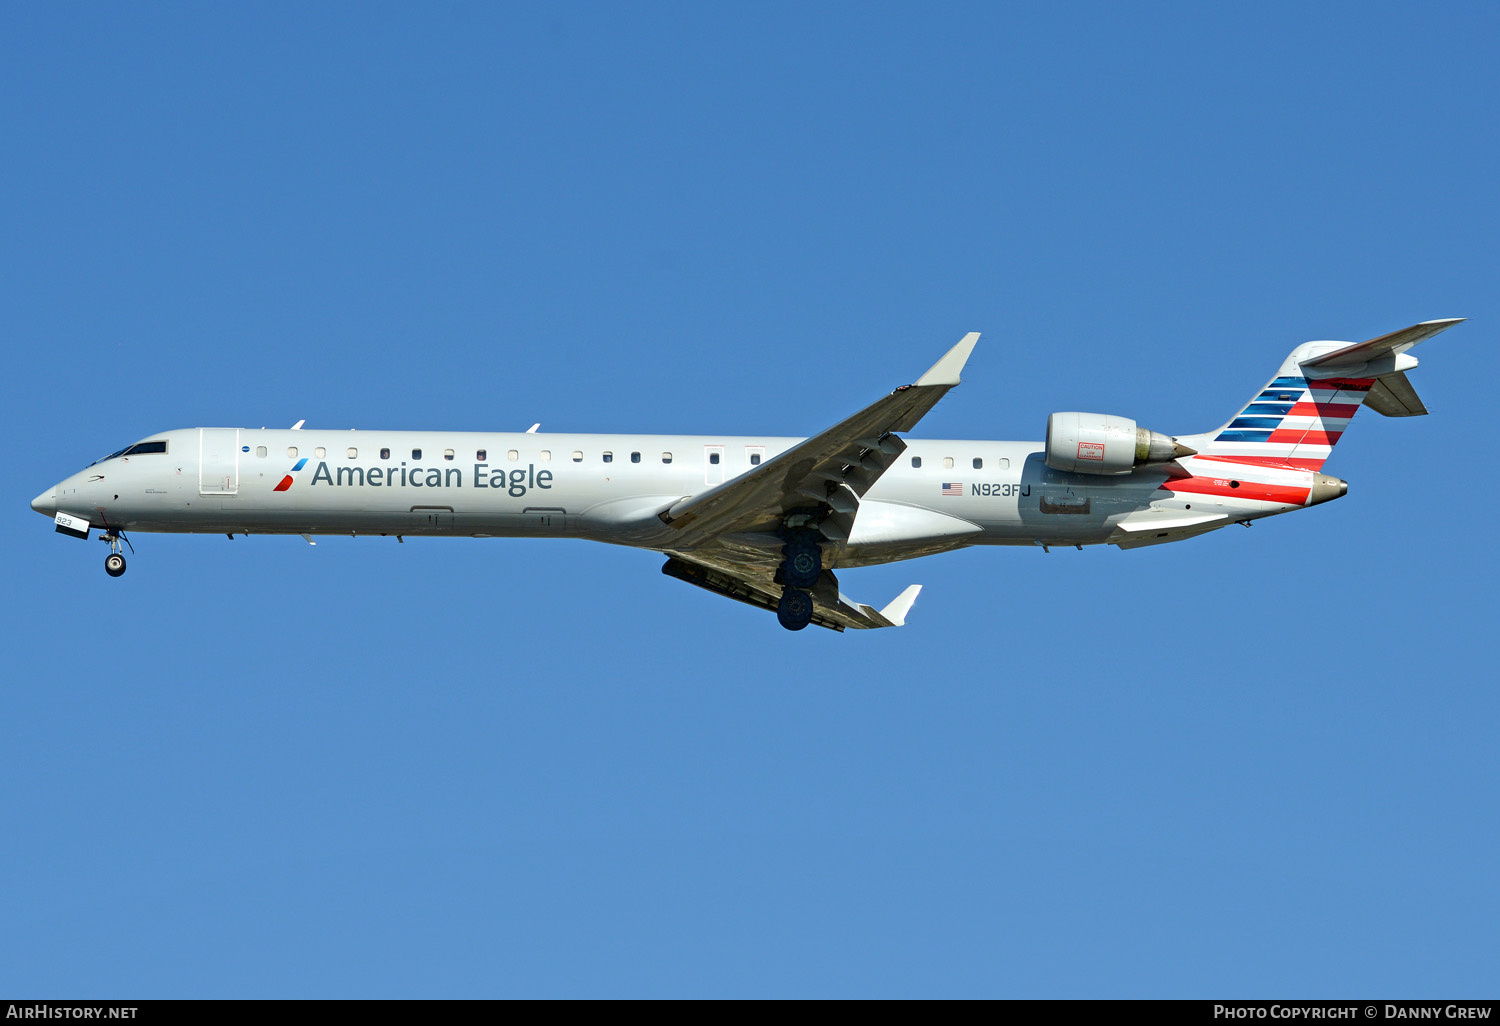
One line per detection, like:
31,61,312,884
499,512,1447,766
101,530,132,577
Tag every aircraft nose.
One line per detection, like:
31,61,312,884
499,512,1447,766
31,487,56,516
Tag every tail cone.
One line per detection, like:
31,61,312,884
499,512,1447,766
1308,473,1348,506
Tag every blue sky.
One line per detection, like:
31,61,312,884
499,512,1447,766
3,2,1496,997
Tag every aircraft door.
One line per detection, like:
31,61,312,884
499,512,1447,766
199,428,240,496
705,445,725,485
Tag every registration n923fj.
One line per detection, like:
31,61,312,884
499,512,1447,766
31,319,1460,631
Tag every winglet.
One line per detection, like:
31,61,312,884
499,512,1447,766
878,584,922,627
915,332,980,387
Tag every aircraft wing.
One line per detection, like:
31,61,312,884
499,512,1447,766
657,332,979,550
662,553,921,632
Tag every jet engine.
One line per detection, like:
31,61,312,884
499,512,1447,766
1045,412,1195,475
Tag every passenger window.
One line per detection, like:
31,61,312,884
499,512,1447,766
347,447,358,459
750,453,761,465
287,447,298,459
997,457,1010,469
380,448,391,460
709,452,720,465
256,446,267,458
572,451,583,462
603,452,613,463
662,452,672,463
507,450,519,461
412,449,422,460
315,447,326,458
476,449,487,462
973,457,983,469
631,452,641,464
444,449,455,461
943,457,954,469
911,456,922,468
539,450,551,461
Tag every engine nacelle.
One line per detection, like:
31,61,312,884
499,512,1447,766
1045,412,1193,475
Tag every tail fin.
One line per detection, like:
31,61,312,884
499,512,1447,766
1186,319,1463,471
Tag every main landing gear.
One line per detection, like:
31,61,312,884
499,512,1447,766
777,587,813,631
102,531,131,577
775,531,822,631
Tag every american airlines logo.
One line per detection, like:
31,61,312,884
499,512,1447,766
273,458,309,492
279,461,556,498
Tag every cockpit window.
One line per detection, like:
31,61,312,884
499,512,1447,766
90,440,167,466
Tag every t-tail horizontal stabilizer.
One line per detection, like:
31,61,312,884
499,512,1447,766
1299,317,1463,418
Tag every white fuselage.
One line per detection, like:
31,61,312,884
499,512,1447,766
36,426,1324,566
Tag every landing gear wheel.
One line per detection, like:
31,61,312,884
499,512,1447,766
105,553,126,577
782,542,822,589
777,588,813,631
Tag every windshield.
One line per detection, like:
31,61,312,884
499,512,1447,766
89,440,167,466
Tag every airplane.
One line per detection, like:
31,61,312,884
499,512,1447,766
30,318,1461,631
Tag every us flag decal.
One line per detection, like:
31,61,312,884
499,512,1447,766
941,482,963,496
